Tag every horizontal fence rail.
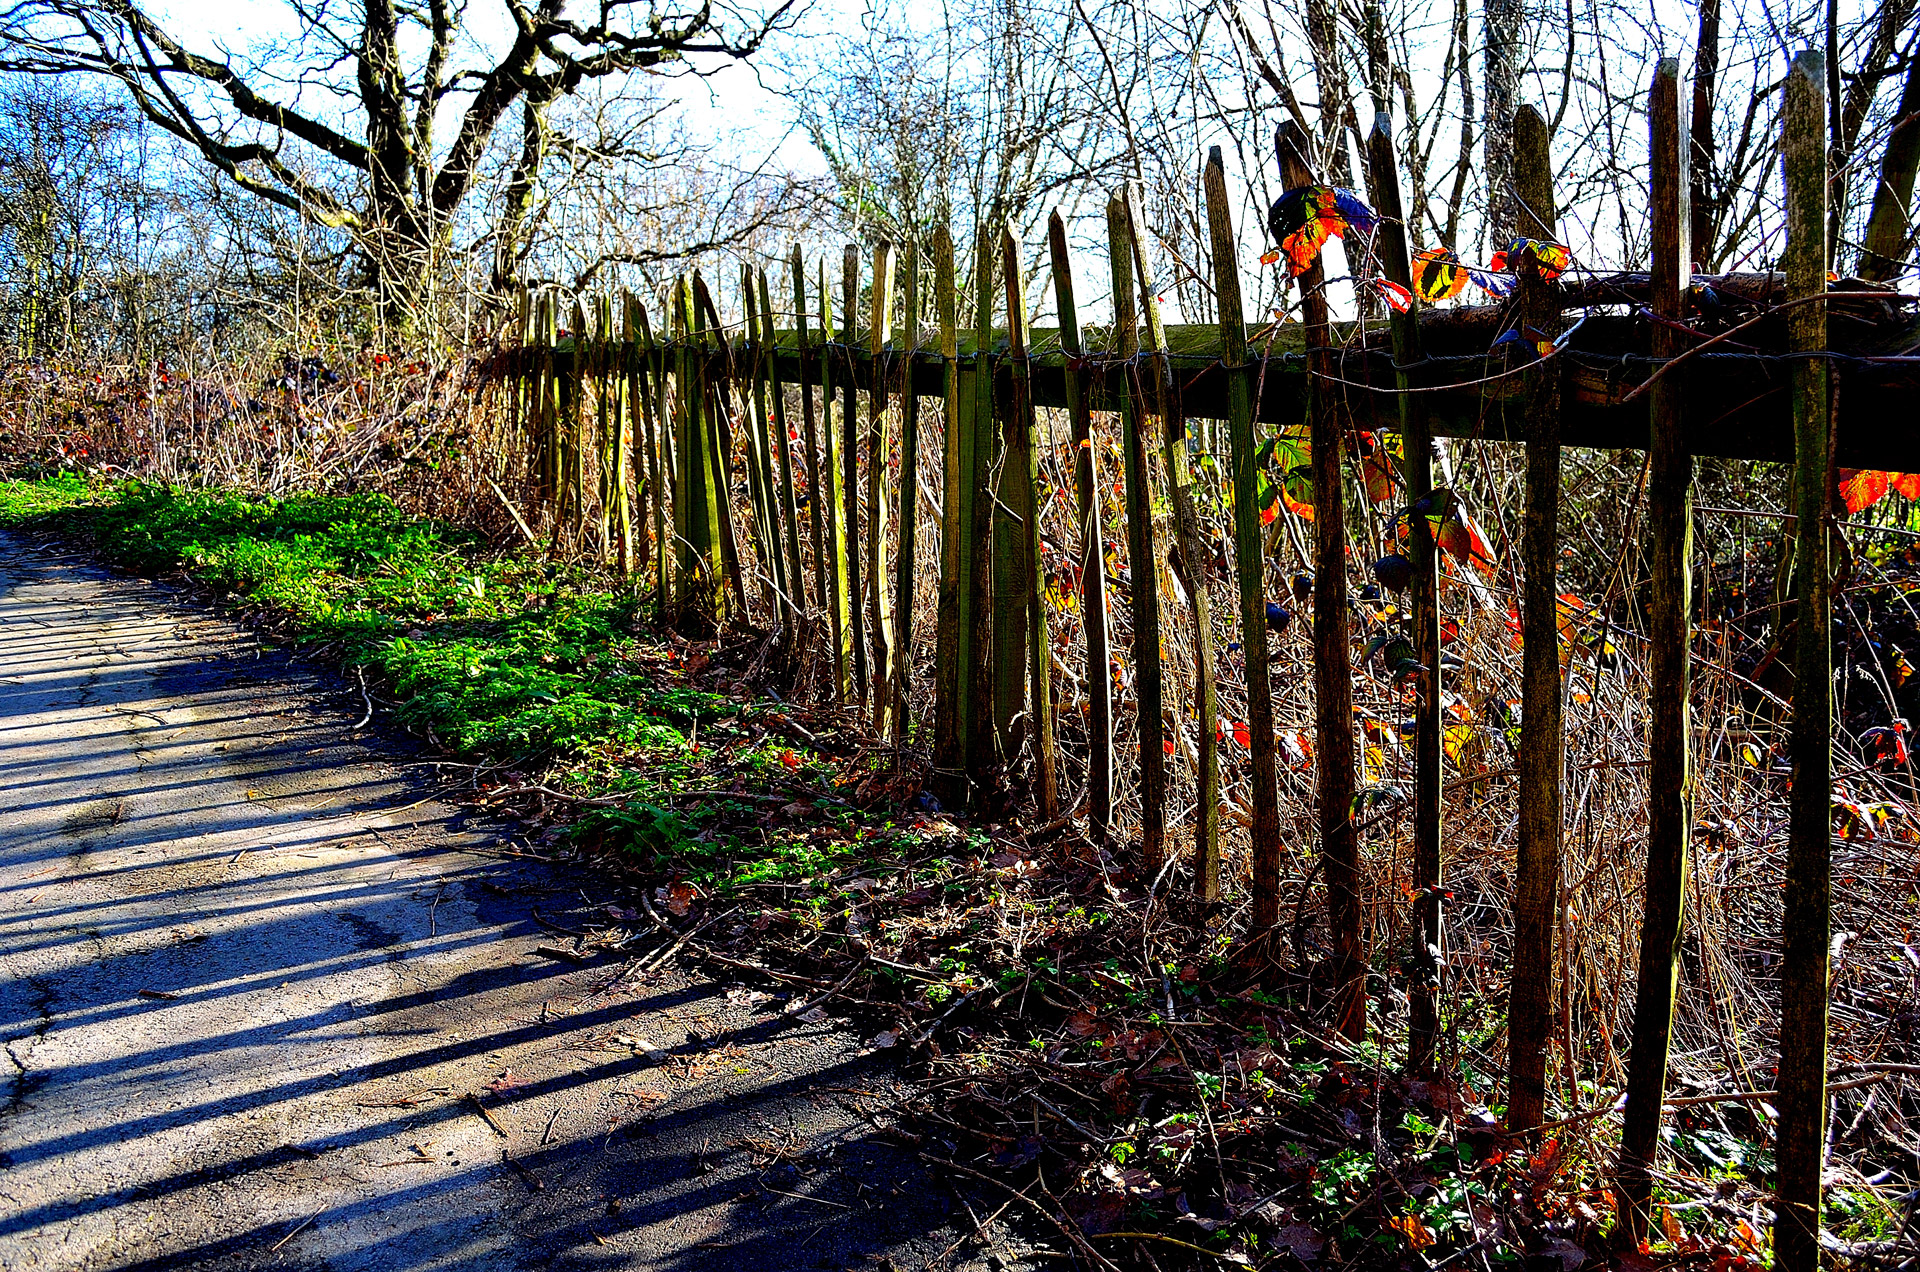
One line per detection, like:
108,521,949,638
498,293,1920,468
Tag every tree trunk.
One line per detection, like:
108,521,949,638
1482,0,1524,247
1859,53,1920,281
1691,0,1721,268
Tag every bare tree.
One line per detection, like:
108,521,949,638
0,0,802,327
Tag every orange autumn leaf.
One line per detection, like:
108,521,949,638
1389,1213,1437,1249
1839,468,1892,514
1363,451,1399,503
1837,468,1920,514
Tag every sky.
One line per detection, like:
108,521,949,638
157,0,834,174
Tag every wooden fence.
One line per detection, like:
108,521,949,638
492,56,1917,1266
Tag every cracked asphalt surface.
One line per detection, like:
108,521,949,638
0,535,1019,1271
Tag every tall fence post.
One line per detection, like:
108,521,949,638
633,294,669,614
1617,58,1695,1240
1278,122,1364,1037
760,267,806,622
692,274,748,621
1505,105,1566,1133
1127,184,1220,899
1777,47,1833,1272
932,228,969,803
1367,113,1444,1071
741,267,784,622
1203,149,1281,925
618,292,641,576
818,258,852,700
841,246,870,708
563,294,589,547
1107,195,1166,876
893,240,922,746
1049,211,1112,841
674,276,721,621
990,236,1028,760
1003,225,1059,818
867,241,896,735
968,233,1003,785
792,254,831,685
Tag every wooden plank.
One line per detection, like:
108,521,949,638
792,250,834,671
1002,224,1058,819
965,233,1001,787
1127,183,1219,899
931,227,967,804
741,267,784,620
819,257,851,700
741,307,1918,468
842,246,869,707
675,276,723,621
893,240,921,746
1368,113,1444,1073
1202,148,1280,925
867,240,896,735
1776,48,1834,1272
741,267,787,626
1049,211,1112,842
692,274,749,621
1106,194,1166,877
630,292,664,595
760,267,806,621
1618,60,1695,1242
1507,104,1565,1135
1278,122,1363,1037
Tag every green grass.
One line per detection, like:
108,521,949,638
0,476,863,878
0,477,679,756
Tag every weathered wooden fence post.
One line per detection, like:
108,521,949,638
1367,114,1444,1072
631,295,670,614
1106,195,1166,875
991,237,1028,761
893,241,922,745
867,241,896,735
1127,183,1220,898
1777,47,1833,1272
760,267,806,621
533,288,558,515
1506,105,1565,1131
841,246,870,708
1003,224,1059,818
1617,59,1695,1240
743,265,791,629
966,233,1002,788
932,227,969,801
510,283,531,463
559,295,586,547
674,276,722,620
1049,211,1112,841
1203,149,1282,924
818,258,852,699
1277,122,1364,1037
692,274,748,620
791,250,826,621
611,291,636,574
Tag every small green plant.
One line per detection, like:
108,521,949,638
1310,1148,1378,1210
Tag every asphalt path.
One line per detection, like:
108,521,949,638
0,535,1027,1272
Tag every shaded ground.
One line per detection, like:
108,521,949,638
0,535,1037,1271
